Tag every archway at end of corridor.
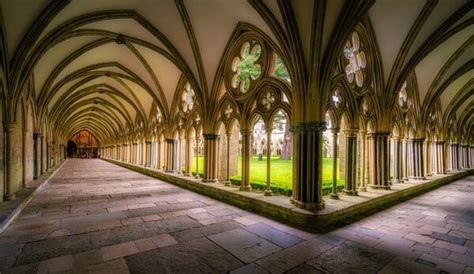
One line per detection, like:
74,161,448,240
67,141,77,157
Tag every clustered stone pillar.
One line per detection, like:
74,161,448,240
240,129,251,191
425,139,432,176
202,134,220,183
408,138,425,179
156,138,163,169
265,127,272,196
145,140,152,167
165,139,177,172
224,132,232,185
330,128,339,199
391,136,403,183
4,122,16,200
357,130,367,191
185,136,193,175
368,133,390,189
449,143,458,171
33,133,42,179
461,144,469,169
291,122,325,210
402,137,408,180
343,129,358,195
434,141,446,174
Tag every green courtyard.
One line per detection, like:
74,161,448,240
192,156,344,196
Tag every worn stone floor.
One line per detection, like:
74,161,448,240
0,159,473,274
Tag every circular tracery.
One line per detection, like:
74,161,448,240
230,41,262,94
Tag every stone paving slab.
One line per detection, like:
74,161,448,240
0,159,473,273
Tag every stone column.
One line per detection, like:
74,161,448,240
202,134,220,182
122,144,126,161
391,136,403,183
368,133,390,189
156,139,162,169
132,143,137,164
462,145,469,169
165,139,177,172
150,142,155,167
451,143,457,171
424,140,436,176
408,138,426,179
343,129,358,195
145,141,152,167
469,145,474,167
330,128,339,199
224,132,232,185
33,133,42,179
402,137,408,180
358,130,367,191
435,141,446,174
240,129,252,191
4,122,16,200
185,136,193,175
265,128,272,196
290,122,326,210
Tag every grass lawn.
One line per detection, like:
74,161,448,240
192,155,344,196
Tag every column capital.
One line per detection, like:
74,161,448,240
4,122,17,131
33,132,42,138
330,127,340,134
240,129,252,136
435,140,446,145
166,138,177,144
408,137,425,142
145,140,152,144
203,133,220,140
368,132,391,137
343,128,359,136
290,122,326,133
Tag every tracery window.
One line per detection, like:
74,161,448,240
231,41,262,93
273,56,290,83
344,32,366,87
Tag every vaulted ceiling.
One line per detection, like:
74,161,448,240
0,0,472,143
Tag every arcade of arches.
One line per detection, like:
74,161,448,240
0,1,473,221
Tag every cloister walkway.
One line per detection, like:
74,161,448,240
0,159,473,273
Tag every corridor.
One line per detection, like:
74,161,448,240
0,159,473,273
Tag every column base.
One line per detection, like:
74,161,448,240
357,187,367,192
291,199,325,211
240,185,251,191
329,193,339,199
264,190,272,196
223,181,231,186
409,176,426,180
202,179,218,183
4,194,16,201
343,189,358,195
166,170,177,173
392,179,404,184
369,184,391,190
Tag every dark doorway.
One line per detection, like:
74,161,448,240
67,141,77,157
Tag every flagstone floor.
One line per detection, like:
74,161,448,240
0,159,472,273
